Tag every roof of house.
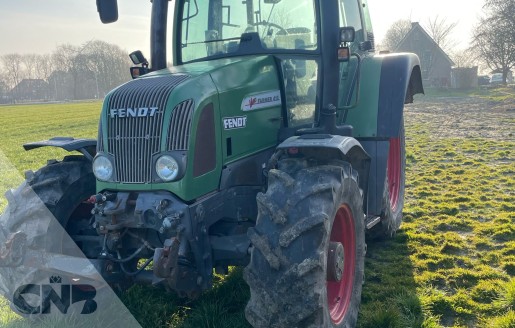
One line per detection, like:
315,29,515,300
395,22,455,67
11,79,50,91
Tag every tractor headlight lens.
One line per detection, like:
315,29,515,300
93,155,113,181
156,155,179,181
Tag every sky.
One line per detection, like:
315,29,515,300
0,0,486,56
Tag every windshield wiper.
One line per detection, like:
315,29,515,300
182,36,241,48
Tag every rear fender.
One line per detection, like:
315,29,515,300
359,140,388,217
342,54,422,216
23,137,97,161
345,53,423,139
377,53,423,138
363,54,422,216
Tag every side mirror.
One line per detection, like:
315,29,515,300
129,51,150,79
129,51,149,66
97,0,119,24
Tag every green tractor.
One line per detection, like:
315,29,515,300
0,0,423,326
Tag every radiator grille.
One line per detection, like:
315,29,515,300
106,75,189,183
97,120,104,152
168,99,194,151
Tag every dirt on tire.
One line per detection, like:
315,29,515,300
244,159,365,328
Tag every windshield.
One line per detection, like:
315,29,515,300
179,0,318,62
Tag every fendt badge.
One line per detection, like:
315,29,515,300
223,116,247,130
109,107,159,118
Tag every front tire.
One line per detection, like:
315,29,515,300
244,159,365,328
0,156,96,315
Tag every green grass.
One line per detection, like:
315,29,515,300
0,92,514,327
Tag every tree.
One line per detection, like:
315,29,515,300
451,48,477,68
1,54,25,102
380,19,412,51
21,54,39,79
48,70,74,101
80,40,131,98
52,44,79,73
473,0,515,84
34,54,54,81
51,41,130,100
379,19,411,51
0,78,8,103
484,0,515,28
424,15,457,53
1,54,24,90
0,40,131,102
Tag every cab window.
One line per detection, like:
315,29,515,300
180,0,318,62
339,0,364,46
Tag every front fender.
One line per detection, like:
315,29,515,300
276,134,370,211
23,137,96,161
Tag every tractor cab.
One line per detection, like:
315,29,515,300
98,0,376,135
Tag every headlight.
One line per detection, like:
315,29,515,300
156,155,179,181
93,155,113,181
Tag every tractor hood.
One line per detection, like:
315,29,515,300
96,55,282,201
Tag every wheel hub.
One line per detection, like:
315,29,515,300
327,242,344,282
327,205,356,325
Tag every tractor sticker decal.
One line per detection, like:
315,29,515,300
241,90,281,111
223,116,247,130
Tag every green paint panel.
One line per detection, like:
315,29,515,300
96,56,282,201
344,55,383,137
209,56,282,164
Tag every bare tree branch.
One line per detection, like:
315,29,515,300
473,0,515,83
380,19,412,51
0,54,24,90
424,15,458,53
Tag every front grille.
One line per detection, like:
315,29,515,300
97,120,104,152
168,99,194,151
106,75,189,183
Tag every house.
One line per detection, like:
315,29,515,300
451,67,478,89
395,22,455,88
10,79,51,102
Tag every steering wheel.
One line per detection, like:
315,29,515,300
249,21,289,38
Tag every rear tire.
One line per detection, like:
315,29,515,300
244,159,365,328
378,120,406,237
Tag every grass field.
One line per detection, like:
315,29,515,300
0,89,514,327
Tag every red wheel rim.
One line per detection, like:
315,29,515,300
387,137,401,212
327,205,355,324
